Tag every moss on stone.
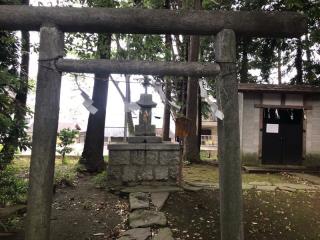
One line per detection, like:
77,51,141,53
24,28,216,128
241,152,260,166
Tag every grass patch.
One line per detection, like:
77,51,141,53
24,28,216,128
92,171,108,188
11,156,78,187
200,150,217,161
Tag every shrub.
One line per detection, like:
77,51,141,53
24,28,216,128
0,166,27,207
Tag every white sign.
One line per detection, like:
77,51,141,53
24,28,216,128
266,124,279,134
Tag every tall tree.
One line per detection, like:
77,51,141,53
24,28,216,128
183,0,201,163
79,33,111,172
162,0,172,141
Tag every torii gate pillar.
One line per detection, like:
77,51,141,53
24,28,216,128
215,29,244,240
25,25,64,240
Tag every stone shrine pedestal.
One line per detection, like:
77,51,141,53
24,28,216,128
107,78,180,186
107,142,180,185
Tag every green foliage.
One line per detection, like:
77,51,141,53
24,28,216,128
54,163,77,186
0,166,27,207
57,128,79,163
0,69,31,169
92,171,108,188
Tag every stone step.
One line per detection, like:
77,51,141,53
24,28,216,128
118,228,151,240
151,192,169,210
121,185,182,194
152,228,174,240
129,192,150,211
129,210,167,228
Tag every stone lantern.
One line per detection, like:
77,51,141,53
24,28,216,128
134,77,157,137
128,77,162,143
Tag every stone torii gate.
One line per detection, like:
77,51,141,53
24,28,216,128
0,5,306,240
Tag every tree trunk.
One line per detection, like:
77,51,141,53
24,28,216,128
163,76,172,141
125,74,134,136
277,47,282,84
162,4,172,141
295,37,303,84
183,0,201,163
79,33,111,172
239,37,248,83
197,87,202,152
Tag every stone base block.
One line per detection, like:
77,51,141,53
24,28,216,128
128,136,162,143
107,142,180,185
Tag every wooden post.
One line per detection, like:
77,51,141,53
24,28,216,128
215,29,243,240
25,25,64,240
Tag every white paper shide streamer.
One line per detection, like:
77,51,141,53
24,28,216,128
199,79,224,120
153,81,180,111
74,75,98,115
81,91,98,115
124,101,140,112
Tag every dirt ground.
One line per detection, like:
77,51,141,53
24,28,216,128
3,164,320,240
163,189,320,240
3,174,129,240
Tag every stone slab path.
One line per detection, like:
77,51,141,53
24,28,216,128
290,173,320,185
129,210,167,228
117,190,174,240
185,181,320,192
150,192,169,210
121,186,182,194
130,192,150,211
118,228,151,240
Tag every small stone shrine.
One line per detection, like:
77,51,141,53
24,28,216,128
107,78,180,185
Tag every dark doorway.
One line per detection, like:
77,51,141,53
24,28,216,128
262,108,303,165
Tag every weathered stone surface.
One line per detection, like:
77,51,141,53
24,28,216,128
146,151,159,165
107,165,122,181
109,151,130,165
277,183,318,191
242,184,255,190
277,185,296,192
129,192,149,211
135,125,156,136
123,166,137,182
248,181,272,186
118,228,151,240
159,151,179,165
131,151,145,165
255,185,277,191
291,173,320,185
182,184,203,192
129,210,167,228
168,166,178,180
151,192,169,210
155,166,168,180
136,166,154,181
153,228,174,240
121,185,182,194
128,136,162,143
